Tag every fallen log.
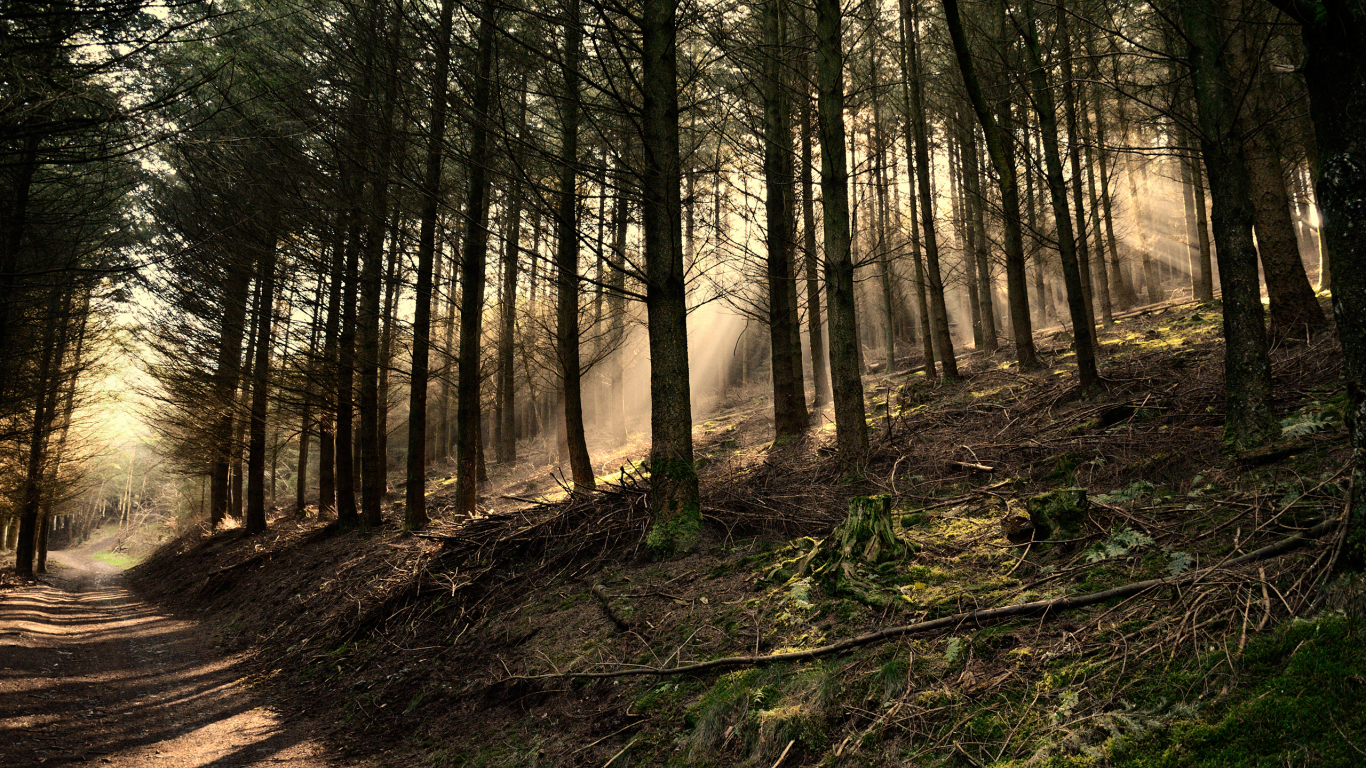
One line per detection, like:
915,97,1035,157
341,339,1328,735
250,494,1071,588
505,516,1341,681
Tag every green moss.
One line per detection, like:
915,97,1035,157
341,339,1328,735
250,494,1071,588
646,500,702,559
1027,487,1089,543
1110,614,1366,767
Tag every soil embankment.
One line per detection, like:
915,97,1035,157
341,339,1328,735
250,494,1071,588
0,543,352,767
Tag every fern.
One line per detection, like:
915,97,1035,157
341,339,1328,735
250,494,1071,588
1084,527,1156,562
1165,549,1193,575
1093,480,1156,505
1279,413,1334,439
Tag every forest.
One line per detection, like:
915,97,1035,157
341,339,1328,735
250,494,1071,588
1,0,1365,766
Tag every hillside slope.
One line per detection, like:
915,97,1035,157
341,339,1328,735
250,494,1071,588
130,299,1366,767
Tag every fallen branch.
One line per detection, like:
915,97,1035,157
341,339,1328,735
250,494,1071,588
505,517,1340,681
592,583,633,632
949,460,995,473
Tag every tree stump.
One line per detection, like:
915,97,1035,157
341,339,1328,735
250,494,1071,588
796,495,912,605
1025,487,1088,545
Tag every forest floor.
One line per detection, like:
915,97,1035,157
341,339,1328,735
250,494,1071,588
0,533,359,767
6,295,1366,767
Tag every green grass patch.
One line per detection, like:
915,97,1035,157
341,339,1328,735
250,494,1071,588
91,550,138,569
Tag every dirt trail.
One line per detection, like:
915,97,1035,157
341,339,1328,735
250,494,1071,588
0,545,354,768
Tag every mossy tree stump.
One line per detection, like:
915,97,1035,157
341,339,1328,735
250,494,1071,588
1025,487,1088,544
797,495,912,605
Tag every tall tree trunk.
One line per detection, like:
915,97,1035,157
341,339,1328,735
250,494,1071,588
1018,5,1100,391
1058,4,1097,329
642,0,701,555
317,225,344,518
454,0,497,518
941,0,1038,370
1080,86,1113,324
404,0,456,530
951,128,984,350
245,231,279,535
1238,88,1326,336
498,173,523,465
1086,65,1138,310
904,0,957,377
799,77,831,407
764,0,810,437
606,173,629,442
13,289,63,578
962,121,998,352
815,0,869,461
335,214,362,526
1180,0,1279,451
209,261,253,528
1269,0,1366,565
556,0,595,491
1179,129,1205,300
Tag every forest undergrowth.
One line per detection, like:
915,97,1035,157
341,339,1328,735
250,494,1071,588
130,298,1366,768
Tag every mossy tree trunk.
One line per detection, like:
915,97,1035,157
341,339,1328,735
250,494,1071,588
642,0,700,557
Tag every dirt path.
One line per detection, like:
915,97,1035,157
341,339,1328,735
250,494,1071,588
0,547,355,768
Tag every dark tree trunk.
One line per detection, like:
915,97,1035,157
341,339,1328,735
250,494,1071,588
1059,4,1097,329
642,0,701,555
1246,131,1326,339
799,79,831,407
454,0,497,518
815,0,869,460
961,122,998,352
1270,0,1366,565
335,215,362,526
1080,85,1113,323
556,0,595,491
209,262,252,528
245,232,279,536
404,0,456,531
1179,130,1207,300
952,128,984,350
763,0,809,438
1019,6,1100,391
498,172,522,465
13,290,62,578
317,225,345,518
1181,0,1279,451
606,175,629,442
940,0,1038,370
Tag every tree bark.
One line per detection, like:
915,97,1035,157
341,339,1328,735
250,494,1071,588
798,76,831,407
1018,6,1100,391
1058,4,1097,329
209,260,253,528
815,0,869,462
335,212,362,526
1269,0,1366,565
404,0,457,530
961,122,998,352
641,0,701,555
453,0,497,519
556,0,595,491
245,231,279,536
1180,0,1279,452
763,0,810,438
940,0,1038,370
